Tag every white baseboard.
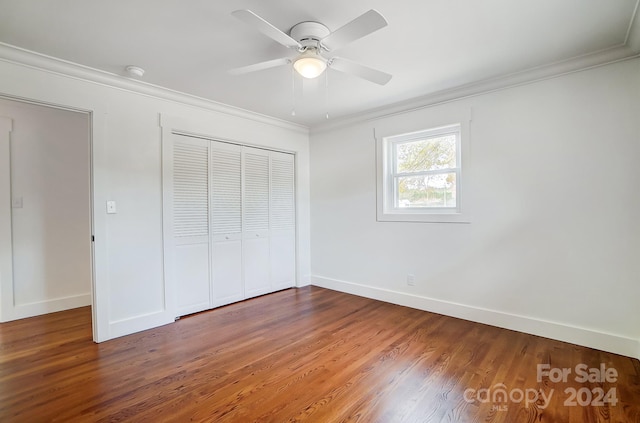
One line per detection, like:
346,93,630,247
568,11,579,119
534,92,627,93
107,310,175,341
311,275,640,360
8,293,91,321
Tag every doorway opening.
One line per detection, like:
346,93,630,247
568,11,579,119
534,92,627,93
0,96,93,338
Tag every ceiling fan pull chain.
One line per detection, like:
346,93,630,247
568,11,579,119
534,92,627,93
291,66,296,117
325,70,330,120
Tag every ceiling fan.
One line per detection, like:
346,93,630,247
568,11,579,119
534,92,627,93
229,9,392,86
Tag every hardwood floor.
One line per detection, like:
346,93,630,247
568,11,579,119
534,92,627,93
1,286,639,422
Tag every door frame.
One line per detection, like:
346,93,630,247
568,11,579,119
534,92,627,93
0,95,99,340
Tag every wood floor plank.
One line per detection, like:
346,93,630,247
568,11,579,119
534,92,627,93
1,286,638,422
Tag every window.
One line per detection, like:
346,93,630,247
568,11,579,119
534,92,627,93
377,123,468,223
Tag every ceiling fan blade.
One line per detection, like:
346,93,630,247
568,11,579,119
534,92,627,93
320,9,388,52
232,10,302,49
229,57,292,75
329,57,392,85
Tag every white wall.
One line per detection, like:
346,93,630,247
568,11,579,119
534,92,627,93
0,99,91,320
1,43,636,358
310,58,640,358
0,46,311,341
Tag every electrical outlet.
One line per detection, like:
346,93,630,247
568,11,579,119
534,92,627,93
407,274,415,286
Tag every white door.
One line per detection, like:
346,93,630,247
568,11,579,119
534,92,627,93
210,141,243,307
172,136,211,316
166,135,296,317
242,147,271,298
269,152,296,291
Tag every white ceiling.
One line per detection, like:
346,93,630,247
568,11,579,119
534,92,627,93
0,0,638,128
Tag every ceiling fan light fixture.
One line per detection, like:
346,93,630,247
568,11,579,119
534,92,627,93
293,50,327,79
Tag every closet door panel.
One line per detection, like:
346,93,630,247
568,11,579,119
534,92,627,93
270,152,296,289
270,232,295,290
210,142,243,305
175,241,210,315
242,148,271,297
173,136,211,316
243,235,270,298
212,237,243,306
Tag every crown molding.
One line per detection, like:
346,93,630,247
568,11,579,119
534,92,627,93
312,0,640,134
310,43,640,135
0,42,309,135
626,0,640,52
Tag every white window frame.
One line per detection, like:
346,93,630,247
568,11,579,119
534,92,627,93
376,120,470,223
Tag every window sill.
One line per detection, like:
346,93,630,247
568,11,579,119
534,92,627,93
377,211,471,224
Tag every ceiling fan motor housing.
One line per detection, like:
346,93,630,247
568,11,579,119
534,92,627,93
289,21,331,49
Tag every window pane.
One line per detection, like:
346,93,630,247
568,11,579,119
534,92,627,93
397,172,456,208
396,135,456,173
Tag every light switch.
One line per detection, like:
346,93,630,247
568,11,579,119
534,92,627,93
106,200,117,214
12,196,23,208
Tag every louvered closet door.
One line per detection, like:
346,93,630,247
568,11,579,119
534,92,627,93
210,141,243,307
242,147,271,298
270,152,296,290
168,136,296,317
172,135,211,316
